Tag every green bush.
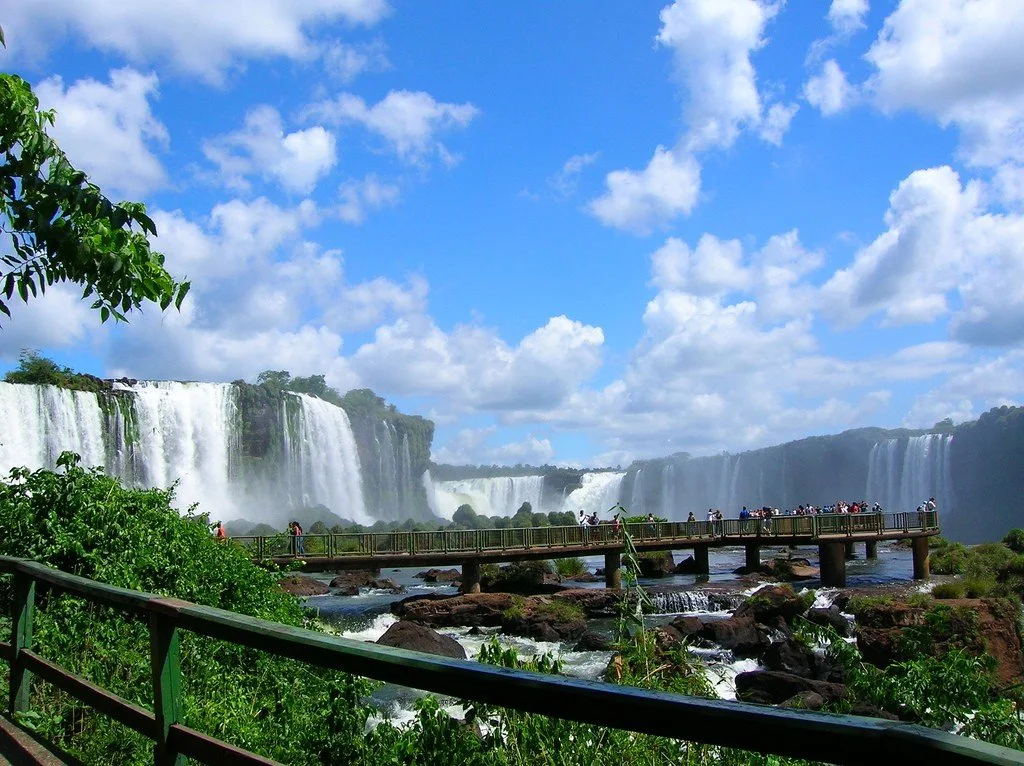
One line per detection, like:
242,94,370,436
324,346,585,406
1003,529,1024,554
931,541,969,574
932,581,966,599
553,557,587,577
963,577,995,598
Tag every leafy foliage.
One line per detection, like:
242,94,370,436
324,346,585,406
0,73,189,324
2,349,109,392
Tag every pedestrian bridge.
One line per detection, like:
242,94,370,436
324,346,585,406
233,511,939,589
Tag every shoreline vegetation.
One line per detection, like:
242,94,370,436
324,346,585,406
1,457,1023,763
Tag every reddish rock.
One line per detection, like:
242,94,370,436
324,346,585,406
417,568,462,583
329,570,379,590
279,575,329,597
735,670,846,706
392,593,513,627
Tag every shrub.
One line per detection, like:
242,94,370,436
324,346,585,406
536,599,585,623
963,577,995,598
553,557,587,577
1003,529,1024,554
931,541,969,574
932,581,966,599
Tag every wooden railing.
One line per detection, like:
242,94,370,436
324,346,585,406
232,512,940,559
0,554,1018,766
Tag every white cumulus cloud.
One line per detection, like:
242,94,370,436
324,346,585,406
804,60,856,116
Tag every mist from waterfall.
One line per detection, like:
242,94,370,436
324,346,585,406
426,475,546,520
866,434,954,513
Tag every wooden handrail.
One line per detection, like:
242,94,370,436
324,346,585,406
231,512,940,560
2,552,1019,766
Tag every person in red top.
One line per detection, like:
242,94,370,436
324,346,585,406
214,521,226,540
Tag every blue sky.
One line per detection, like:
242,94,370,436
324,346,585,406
2,0,1023,467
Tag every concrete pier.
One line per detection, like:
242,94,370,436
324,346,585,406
745,544,760,572
845,542,856,560
912,537,930,580
819,542,847,587
462,561,481,593
604,551,621,589
865,541,878,559
694,545,710,576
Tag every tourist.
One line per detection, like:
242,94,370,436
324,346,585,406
289,521,306,556
214,520,226,541
588,512,600,526
614,513,622,536
686,511,696,524
646,512,656,536
578,509,587,526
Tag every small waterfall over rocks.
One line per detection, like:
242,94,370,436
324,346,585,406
649,590,718,614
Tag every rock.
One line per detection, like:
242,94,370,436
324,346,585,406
279,575,329,597
467,626,482,635
664,614,768,658
565,572,600,583
673,556,698,574
762,639,831,680
856,598,1024,690
329,570,379,590
733,585,808,626
573,631,612,651
368,578,405,593
337,585,359,596
550,588,622,617
376,621,466,660
806,606,851,637
848,702,899,721
392,593,512,627
735,670,846,705
417,568,462,583
779,691,825,710
481,561,562,595
638,550,675,578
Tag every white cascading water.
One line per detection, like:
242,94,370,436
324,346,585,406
561,471,625,518
283,393,369,524
662,463,675,518
0,381,106,475
426,475,545,520
126,381,238,518
630,468,646,515
865,434,953,512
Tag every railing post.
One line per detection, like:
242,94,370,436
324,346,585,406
9,571,35,717
150,613,184,766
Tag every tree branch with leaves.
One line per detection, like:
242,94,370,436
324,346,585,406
0,32,189,324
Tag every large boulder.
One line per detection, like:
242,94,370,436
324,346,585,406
392,593,512,627
416,568,462,584
376,621,466,660
480,561,562,595
661,615,769,658
735,670,846,705
638,550,675,578
551,588,622,617
329,570,379,590
856,598,1024,690
806,606,851,637
278,575,329,597
733,585,808,626
500,596,588,643
368,578,405,594
762,639,841,682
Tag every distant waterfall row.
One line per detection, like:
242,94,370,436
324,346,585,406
0,381,418,525
623,433,956,520
426,471,626,520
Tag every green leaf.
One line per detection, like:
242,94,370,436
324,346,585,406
100,306,109,323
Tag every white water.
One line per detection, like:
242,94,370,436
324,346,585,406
284,393,369,524
0,381,106,474
561,471,625,518
427,475,546,519
866,434,953,512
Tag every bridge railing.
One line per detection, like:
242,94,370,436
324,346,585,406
0,555,1016,766
231,512,939,559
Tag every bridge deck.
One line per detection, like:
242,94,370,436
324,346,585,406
233,512,939,572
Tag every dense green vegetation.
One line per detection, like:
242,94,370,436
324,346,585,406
929,532,1024,601
2,349,110,392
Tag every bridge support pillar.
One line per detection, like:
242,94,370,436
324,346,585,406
845,542,856,560
912,537,930,580
604,552,621,590
865,541,878,559
744,544,760,572
694,545,710,576
462,561,481,594
819,543,847,587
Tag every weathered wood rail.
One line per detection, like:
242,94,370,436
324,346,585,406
233,511,940,587
1,554,1021,766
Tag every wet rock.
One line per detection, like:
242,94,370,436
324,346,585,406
735,670,846,705
762,639,832,680
565,571,601,583
638,550,675,578
551,588,622,617
329,570,379,590
574,631,612,651
376,621,466,660
481,561,562,595
416,568,462,583
733,585,808,626
673,556,698,574
806,606,851,637
779,691,825,711
368,578,405,594
337,585,359,596
662,614,769,658
392,593,512,627
279,575,329,597
848,702,899,721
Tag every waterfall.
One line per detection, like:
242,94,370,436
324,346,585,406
562,471,625,518
427,475,546,520
0,382,106,474
865,435,953,512
630,468,645,515
376,420,399,516
662,463,675,518
400,432,414,516
283,393,368,524
649,590,719,614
